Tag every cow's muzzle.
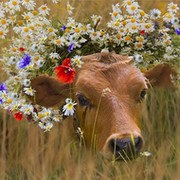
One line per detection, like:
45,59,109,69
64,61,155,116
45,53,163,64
108,136,143,160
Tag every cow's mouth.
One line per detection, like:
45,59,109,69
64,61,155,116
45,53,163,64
109,136,143,161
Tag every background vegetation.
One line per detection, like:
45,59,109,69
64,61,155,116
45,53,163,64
0,0,180,179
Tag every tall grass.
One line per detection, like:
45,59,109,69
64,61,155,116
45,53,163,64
0,89,179,179
0,0,180,179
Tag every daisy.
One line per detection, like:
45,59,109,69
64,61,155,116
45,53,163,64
62,98,77,116
167,2,179,14
126,2,139,15
39,121,53,132
71,55,83,68
20,104,34,115
49,52,60,60
21,0,36,10
67,2,74,15
0,27,8,39
150,9,161,19
24,87,35,96
23,79,31,87
134,42,144,50
6,0,21,14
38,4,50,16
134,53,143,63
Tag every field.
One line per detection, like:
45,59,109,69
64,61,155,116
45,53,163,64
0,0,180,179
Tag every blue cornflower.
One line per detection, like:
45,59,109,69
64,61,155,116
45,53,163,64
68,43,74,53
62,25,66,32
18,54,31,68
175,29,180,35
0,82,8,92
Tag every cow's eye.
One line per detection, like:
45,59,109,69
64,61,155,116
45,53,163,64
77,94,90,107
140,89,147,100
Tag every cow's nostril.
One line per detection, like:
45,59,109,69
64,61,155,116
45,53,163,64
108,136,143,160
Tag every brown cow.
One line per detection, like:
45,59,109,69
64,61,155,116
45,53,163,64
30,52,176,160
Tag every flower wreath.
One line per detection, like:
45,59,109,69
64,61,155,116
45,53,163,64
0,0,180,131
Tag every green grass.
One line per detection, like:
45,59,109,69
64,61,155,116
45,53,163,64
0,89,180,179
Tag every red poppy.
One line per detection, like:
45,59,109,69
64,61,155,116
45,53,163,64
62,58,71,66
13,112,23,121
55,65,76,84
19,47,25,52
140,30,145,35
55,58,76,84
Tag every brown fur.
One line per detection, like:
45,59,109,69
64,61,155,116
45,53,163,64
30,52,175,154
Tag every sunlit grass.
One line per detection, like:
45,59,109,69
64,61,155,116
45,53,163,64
0,0,180,179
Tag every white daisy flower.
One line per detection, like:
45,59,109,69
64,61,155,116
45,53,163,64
24,87,35,96
168,2,179,14
134,54,143,63
23,79,31,87
21,0,36,10
150,9,161,19
49,52,60,59
39,121,53,132
67,2,74,15
71,55,83,68
38,4,50,16
20,104,34,115
62,98,77,116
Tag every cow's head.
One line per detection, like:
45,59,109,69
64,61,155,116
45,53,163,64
30,53,176,160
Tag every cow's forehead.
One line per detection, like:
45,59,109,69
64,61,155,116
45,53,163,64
75,62,147,97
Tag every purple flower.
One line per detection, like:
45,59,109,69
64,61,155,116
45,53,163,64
62,25,66,32
0,99,2,104
175,29,180,35
68,43,74,53
18,54,31,68
0,83,8,92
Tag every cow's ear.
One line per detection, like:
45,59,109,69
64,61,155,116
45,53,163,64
144,64,176,88
30,75,70,107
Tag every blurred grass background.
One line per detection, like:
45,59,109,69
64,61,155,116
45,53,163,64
0,0,180,179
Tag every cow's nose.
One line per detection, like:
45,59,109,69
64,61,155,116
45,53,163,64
108,136,143,160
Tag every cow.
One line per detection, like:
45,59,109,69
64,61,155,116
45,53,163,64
30,52,176,160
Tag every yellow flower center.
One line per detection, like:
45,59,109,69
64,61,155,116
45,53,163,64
75,28,80,33
12,1,17,6
24,15,30,20
1,19,6,25
113,12,118,17
38,113,44,119
114,21,120,26
56,39,61,44
127,1,132,5
130,5,136,11
32,10,38,15
140,10,145,16
132,25,137,30
93,32,97,36
116,34,121,39
24,27,29,32
137,36,143,42
171,5,176,10
125,36,131,41
48,27,54,32
145,23,151,29
131,18,136,23
18,20,23,26
0,31,4,36
67,103,73,110
42,6,47,11
136,43,143,48
25,0,30,2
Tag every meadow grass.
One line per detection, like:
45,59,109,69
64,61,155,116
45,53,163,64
0,89,179,179
0,0,180,179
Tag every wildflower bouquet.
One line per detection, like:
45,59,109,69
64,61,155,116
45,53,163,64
0,0,179,131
